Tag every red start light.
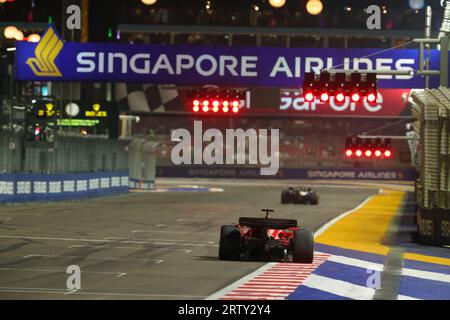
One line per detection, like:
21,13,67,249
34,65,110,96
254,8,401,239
201,100,209,112
320,92,329,102
367,93,377,103
191,95,242,114
222,101,229,113
189,89,245,115
351,93,361,102
305,92,314,102
345,149,353,157
336,93,345,102
375,150,382,157
355,149,363,157
365,150,372,158
212,100,220,112
384,150,392,158
232,100,240,113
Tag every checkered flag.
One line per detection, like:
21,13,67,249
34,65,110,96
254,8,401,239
115,83,183,113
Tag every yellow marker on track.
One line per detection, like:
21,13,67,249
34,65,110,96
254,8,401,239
404,252,450,267
316,190,405,256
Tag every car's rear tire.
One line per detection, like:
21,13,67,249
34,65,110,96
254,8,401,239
310,195,319,205
293,229,314,263
281,190,290,204
219,225,241,261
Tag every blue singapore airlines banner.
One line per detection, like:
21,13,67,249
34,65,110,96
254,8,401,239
15,25,439,88
0,171,129,203
157,166,416,181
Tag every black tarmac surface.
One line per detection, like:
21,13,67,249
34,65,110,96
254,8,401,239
0,180,376,299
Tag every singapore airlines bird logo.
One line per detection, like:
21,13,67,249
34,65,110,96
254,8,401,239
26,26,63,77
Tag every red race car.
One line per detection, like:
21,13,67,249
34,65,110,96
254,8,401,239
219,209,314,263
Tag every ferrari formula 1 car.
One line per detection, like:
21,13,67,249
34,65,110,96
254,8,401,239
219,209,314,263
281,187,319,205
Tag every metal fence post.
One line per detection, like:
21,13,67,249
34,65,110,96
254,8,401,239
440,36,449,87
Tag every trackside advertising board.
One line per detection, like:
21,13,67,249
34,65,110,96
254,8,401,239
277,89,412,116
156,166,416,181
0,171,129,203
15,25,439,89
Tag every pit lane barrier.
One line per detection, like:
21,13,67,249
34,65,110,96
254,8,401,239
0,171,129,203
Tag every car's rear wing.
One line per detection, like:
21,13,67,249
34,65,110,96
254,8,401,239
239,217,298,229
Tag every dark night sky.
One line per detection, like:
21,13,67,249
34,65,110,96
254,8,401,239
0,0,446,41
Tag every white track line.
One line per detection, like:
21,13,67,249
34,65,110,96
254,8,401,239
328,255,450,284
67,244,192,254
22,254,163,263
131,229,218,236
301,274,376,300
64,290,78,295
327,255,384,271
0,267,126,278
397,295,421,300
0,235,217,247
0,287,205,298
132,229,189,234
402,268,450,284
301,274,419,300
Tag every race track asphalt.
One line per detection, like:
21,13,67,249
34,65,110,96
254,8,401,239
0,180,376,299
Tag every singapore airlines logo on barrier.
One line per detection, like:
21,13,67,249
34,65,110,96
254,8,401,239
26,26,63,77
